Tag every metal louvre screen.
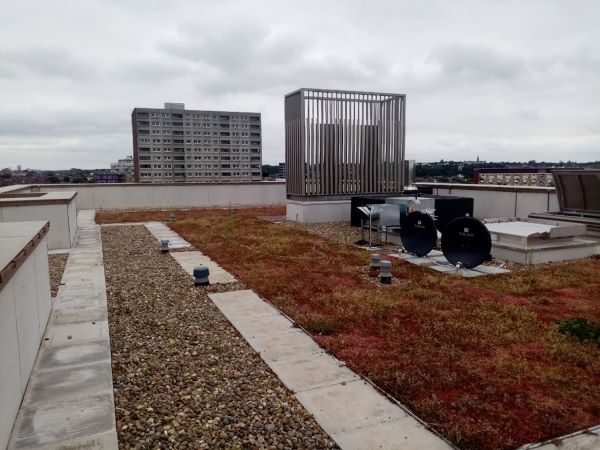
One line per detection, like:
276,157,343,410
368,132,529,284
284,88,406,198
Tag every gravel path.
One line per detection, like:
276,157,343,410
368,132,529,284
102,225,336,449
48,253,68,297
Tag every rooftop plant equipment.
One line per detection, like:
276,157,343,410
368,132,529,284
400,211,437,257
400,212,492,269
284,88,406,199
441,216,492,269
356,205,383,247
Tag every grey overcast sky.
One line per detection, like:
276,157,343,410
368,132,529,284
1,0,599,169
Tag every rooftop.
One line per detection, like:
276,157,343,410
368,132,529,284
92,206,599,450
1,183,598,450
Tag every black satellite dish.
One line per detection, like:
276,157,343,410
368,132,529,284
441,216,492,269
400,211,437,256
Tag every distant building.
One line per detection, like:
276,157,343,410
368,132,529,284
277,162,286,179
132,103,262,183
95,172,125,183
473,167,554,186
110,156,134,174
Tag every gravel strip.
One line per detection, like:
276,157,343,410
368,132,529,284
102,225,337,449
48,253,68,297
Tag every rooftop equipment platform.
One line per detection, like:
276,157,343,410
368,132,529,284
484,218,597,265
528,169,600,237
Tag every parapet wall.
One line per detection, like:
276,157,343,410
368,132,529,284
416,183,558,219
22,182,287,210
0,221,52,448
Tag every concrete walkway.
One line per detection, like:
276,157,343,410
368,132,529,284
171,251,237,284
9,210,118,449
151,222,453,449
145,221,191,249
208,290,453,450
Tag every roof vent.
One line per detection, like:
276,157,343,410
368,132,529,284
370,253,381,270
160,240,169,253
193,265,210,286
379,260,392,284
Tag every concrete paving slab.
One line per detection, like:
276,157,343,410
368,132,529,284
171,251,236,284
145,222,191,249
51,306,107,324
410,257,434,266
332,416,452,450
247,330,326,363
517,424,600,450
429,265,456,273
295,380,417,435
47,248,71,255
9,392,117,449
44,320,109,346
36,341,111,371
23,362,112,406
269,353,361,393
429,255,449,263
473,265,510,275
229,313,297,340
210,290,282,323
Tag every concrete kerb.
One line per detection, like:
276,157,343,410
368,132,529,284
8,210,118,449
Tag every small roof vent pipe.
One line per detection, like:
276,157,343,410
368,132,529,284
379,260,392,284
193,266,210,286
370,253,381,270
160,240,170,253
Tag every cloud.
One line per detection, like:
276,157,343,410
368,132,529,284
0,47,95,80
429,43,527,82
0,0,598,168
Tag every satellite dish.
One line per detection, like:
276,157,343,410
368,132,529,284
400,211,437,256
441,216,492,269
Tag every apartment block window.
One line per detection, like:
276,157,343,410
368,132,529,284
138,130,150,135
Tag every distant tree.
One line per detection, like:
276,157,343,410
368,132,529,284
261,164,279,178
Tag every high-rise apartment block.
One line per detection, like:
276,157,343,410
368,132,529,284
132,103,262,183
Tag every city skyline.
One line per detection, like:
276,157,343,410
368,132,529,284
1,0,599,169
